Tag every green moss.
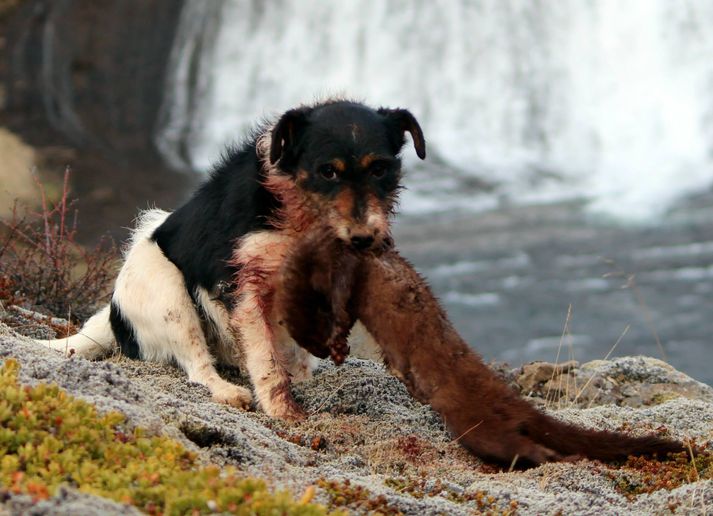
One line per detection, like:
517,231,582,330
316,478,400,515
0,359,333,515
383,476,518,514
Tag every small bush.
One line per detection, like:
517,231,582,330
0,359,333,515
0,168,117,321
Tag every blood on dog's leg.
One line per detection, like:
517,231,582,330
231,231,305,421
232,286,305,421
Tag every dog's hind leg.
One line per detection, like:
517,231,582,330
113,228,252,410
193,286,245,368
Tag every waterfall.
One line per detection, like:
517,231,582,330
156,0,713,219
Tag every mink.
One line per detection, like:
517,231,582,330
276,229,687,467
275,230,361,365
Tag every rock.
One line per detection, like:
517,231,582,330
514,357,713,409
518,360,579,394
2,0,183,153
0,128,36,218
1,487,142,516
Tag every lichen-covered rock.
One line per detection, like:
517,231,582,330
515,357,713,409
1,487,144,516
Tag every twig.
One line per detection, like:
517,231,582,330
507,454,519,473
603,259,668,361
451,420,484,444
309,377,364,415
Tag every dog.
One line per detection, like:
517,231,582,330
40,100,426,421
275,227,688,467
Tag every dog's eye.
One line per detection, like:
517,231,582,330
318,164,338,181
370,162,388,179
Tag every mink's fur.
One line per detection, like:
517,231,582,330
278,229,687,467
275,231,360,364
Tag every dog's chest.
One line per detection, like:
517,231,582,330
231,230,299,312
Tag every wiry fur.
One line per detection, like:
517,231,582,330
38,100,423,420
277,228,687,467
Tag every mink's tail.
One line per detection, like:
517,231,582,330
527,409,687,462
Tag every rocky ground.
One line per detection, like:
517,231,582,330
1,310,712,515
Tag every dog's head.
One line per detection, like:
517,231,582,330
267,101,426,251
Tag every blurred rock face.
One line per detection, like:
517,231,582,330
2,0,184,153
0,128,35,216
0,0,194,242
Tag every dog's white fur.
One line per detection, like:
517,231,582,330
40,209,255,409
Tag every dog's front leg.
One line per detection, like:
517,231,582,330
231,285,305,421
231,232,306,421
171,327,253,410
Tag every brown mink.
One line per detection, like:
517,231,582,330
275,230,687,467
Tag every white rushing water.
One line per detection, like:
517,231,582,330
157,0,713,220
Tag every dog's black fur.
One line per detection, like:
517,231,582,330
152,147,278,297
148,100,422,309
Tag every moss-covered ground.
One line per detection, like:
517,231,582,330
0,359,337,515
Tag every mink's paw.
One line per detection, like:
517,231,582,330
328,333,351,365
513,441,563,467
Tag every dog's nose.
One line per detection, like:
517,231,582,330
350,235,375,250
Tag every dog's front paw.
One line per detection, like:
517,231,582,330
262,386,307,422
267,403,307,423
211,383,253,410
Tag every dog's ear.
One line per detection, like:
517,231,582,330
378,108,426,160
270,108,311,166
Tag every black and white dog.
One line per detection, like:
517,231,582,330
42,100,426,420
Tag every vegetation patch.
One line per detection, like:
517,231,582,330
608,449,712,498
384,476,518,514
274,429,326,451
0,359,333,515
316,478,400,515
